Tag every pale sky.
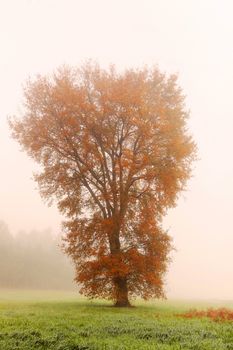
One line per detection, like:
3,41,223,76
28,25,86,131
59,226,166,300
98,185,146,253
0,0,233,299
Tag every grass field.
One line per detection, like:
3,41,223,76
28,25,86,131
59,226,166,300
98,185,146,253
0,290,233,349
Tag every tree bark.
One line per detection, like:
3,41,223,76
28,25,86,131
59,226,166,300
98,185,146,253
109,220,131,307
113,277,131,307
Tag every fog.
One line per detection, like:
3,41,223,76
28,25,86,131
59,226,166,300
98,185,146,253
0,0,233,299
0,221,74,290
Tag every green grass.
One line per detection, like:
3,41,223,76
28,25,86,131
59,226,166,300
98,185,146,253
0,290,233,349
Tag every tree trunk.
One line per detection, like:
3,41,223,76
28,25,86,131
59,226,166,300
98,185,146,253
113,277,131,307
109,220,131,307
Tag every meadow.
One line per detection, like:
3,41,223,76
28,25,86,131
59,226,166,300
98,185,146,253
0,290,232,350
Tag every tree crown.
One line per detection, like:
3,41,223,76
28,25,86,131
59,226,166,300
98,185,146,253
10,63,196,303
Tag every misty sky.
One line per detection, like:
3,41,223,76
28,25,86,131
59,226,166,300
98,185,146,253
0,0,233,299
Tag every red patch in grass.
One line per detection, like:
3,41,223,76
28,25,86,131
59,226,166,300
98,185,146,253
177,308,233,322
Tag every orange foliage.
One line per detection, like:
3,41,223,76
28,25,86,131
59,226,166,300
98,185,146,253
9,62,196,306
178,308,233,322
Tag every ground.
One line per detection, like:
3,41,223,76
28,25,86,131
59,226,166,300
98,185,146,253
0,290,232,349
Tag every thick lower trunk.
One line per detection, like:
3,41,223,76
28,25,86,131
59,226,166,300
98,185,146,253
109,221,131,306
113,277,131,307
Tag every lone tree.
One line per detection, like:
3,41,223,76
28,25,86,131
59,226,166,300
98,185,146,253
10,63,196,306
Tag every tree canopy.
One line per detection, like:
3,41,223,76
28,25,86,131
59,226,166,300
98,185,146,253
10,63,196,306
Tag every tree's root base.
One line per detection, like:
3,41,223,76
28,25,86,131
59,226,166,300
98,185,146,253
114,301,132,308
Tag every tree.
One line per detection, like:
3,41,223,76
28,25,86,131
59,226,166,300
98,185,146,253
10,63,196,306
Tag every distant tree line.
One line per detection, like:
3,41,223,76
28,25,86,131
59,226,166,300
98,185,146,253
0,221,75,290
